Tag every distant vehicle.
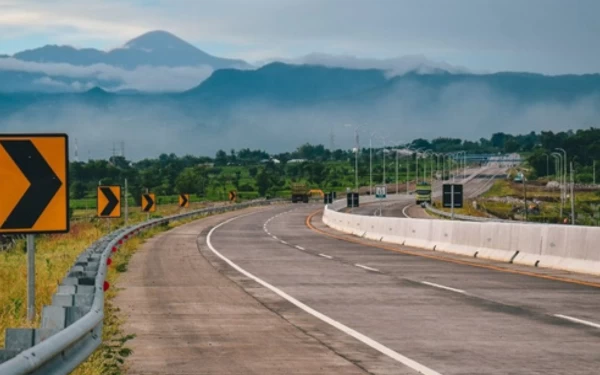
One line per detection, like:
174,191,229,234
514,172,524,183
291,183,309,203
415,181,432,204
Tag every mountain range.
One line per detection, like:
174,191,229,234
1,31,599,158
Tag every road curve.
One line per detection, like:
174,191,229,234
205,204,600,375
114,207,369,375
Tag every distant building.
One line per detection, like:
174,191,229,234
198,162,214,167
288,159,307,164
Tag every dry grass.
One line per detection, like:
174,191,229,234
0,221,107,346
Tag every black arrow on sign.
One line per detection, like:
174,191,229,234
0,140,62,229
179,194,188,207
143,194,154,212
100,187,119,216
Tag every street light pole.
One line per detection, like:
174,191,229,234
395,150,399,195
556,148,567,221
570,161,575,225
551,153,563,220
369,137,373,196
382,139,386,185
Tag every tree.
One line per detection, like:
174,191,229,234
256,169,271,196
232,171,241,190
490,132,506,149
215,150,228,166
248,166,258,178
71,181,87,199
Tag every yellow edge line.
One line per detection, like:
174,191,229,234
306,209,600,289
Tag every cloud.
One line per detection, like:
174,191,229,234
1,79,598,160
0,57,213,92
1,0,600,73
262,53,473,77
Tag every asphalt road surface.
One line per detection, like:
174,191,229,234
117,203,600,374
351,165,507,218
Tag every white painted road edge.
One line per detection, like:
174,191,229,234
355,264,379,272
421,281,466,294
554,314,600,329
207,214,443,375
318,253,333,259
295,245,306,251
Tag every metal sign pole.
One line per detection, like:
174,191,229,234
27,234,35,322
450,184,455,220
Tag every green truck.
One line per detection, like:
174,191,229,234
291,183,309,203
415,181,432,205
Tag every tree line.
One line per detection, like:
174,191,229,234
69,129,600,203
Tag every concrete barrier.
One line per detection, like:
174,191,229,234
322,205,600,276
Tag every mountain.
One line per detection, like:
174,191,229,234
183,62,388,103
182,63,600,105
1,63,599,159
13,30,250,70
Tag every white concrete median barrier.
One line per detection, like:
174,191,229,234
322,205,600,276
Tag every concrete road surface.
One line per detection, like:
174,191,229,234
115,207,370,375
205,205,600,375
116,203,600,375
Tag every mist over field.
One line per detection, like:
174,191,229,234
1,78,599,160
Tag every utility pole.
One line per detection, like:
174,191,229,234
570,162,575,225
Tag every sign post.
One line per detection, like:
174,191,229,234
142,192,156,220
179,194,190,209
375,185,387,216
27,234,35,321
443,183,463,220
228,191,237,203
0,133,69,321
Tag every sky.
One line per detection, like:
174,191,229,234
1,0,599,74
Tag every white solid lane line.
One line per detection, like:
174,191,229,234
402,204,411,218
295,246,306,251
554,314,600,329
355,264,379,272
318,254,333,259
421,281,465,294
207,214,443,375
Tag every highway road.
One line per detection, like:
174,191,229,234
351,165,508,218
117,204,600,375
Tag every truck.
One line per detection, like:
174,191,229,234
415,181,432,205
291,183,309,203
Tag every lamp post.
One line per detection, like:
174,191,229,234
552,152,564,220
345,124,364,191
555,148,568,222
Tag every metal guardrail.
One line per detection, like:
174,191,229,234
0,199,280,375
